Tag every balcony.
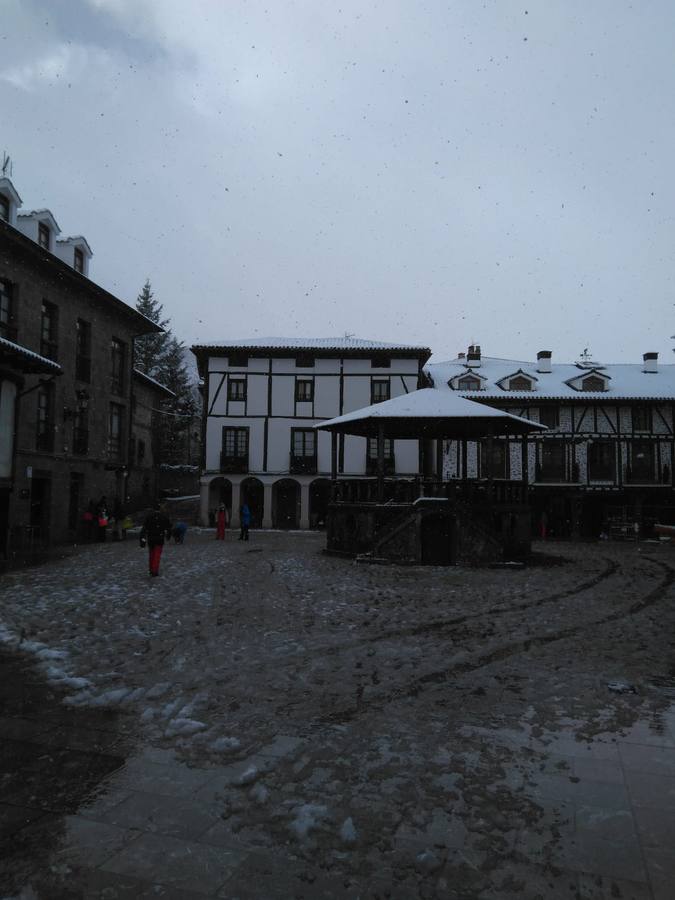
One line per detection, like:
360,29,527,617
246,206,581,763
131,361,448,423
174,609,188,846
75,355,91,383
0,323,18,342
220,453,248,474
73,427,89,456
625,465,659,485
290,454,317,475
36,424,56,452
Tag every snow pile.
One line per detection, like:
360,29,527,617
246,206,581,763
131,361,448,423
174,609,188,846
289,803,329,840
165,717,207,738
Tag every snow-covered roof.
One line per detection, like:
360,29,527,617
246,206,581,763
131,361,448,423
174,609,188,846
192,336,429,352
17,208,61,233
316,388,546,439
133,368,176,397
427,356,675,401
56,235,93,256
0,336,63,374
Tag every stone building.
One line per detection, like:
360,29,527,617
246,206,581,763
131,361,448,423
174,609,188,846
191,338,431,529
426,346,675,537
0,175,160,555
126,369,176,510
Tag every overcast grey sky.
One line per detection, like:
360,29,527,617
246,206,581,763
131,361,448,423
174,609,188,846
2,0,674,363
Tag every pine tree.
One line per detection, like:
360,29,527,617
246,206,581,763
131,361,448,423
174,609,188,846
134,279,170,378
157,337,201,465
132,280,201,466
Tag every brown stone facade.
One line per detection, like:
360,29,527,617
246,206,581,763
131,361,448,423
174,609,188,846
0,221,159,553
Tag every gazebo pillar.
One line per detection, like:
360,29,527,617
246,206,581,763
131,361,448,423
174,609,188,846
331,431,338,482
377,422,385,503
436,438,444,482
521,435,529,486
485,433,494,483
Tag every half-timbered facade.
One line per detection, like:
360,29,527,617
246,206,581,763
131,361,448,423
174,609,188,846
426,347,675,538
191,338,431,529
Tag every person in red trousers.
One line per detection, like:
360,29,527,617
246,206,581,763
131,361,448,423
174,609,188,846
216,503,228,540
140,502,172,576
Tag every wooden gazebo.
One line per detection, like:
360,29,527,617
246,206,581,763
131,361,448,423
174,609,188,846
316,388,546,564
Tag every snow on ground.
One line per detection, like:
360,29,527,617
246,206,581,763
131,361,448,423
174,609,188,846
3,532,675,895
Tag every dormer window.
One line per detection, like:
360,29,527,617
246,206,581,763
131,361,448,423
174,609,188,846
565,368,610,393
0,194,8,222
458,375,481,391
509,376,533,391
581,375,606,392
74,248,84,273
38,222,50,250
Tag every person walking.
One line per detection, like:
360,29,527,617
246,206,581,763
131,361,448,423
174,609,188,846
140,501,172,576
238,503,251,541
216,503,228,540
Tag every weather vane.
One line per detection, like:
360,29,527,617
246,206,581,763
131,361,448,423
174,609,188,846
1,152,12,178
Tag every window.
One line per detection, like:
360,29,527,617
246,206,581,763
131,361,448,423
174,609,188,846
0,193,8,222
538,442,565,481
509,376,532,391
295,378,314,402
75,319,91,382
371,355,391,368
73,408,88,455
108,403,124,458
292,429,316,457
74,248,84,273
221,427,249,472
481,440,509,478
111,338,126,395
36,383,54,451
457,375,481,391
367,437,394,459
229,353,248,367
581,375,605,392
629,440,655,482
38,222,50,250
227,378,247,401
371,379,390,404
40,301,58,360
367,437,395,474
137,439,146,463
588,441,615,480
538,407,559,429
0,279,16,341
295,353,315,368
632,407,651,432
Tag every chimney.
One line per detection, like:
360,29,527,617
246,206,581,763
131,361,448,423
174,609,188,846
536,350,552,374
643,352,658,374
466,344,481,368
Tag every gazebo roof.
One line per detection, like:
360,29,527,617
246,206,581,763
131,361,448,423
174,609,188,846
315,388,546,439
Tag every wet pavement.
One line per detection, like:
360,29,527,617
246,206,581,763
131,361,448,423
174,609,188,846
1,532,675,898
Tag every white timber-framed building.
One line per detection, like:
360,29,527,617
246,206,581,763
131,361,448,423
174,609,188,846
191,338,431,529
426,345,675,538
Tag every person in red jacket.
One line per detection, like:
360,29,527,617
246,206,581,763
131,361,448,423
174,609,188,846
140,502,172,576
216,503,228,540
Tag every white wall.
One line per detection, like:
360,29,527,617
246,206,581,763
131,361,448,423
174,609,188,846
203,351,423,477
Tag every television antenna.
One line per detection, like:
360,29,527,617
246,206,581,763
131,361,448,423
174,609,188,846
1,152,12,178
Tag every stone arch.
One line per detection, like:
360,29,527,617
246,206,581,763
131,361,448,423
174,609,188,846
273,478,301,529
309,478,332,529
207,478,232,526
240,477,264,528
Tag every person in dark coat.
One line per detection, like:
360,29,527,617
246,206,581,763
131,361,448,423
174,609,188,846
238,503,251,541
140,502,172,576
172,521,188,544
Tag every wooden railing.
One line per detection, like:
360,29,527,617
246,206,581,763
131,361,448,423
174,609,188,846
330,478,527,507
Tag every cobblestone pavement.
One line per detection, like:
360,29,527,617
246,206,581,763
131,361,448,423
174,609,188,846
2,531,675,899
